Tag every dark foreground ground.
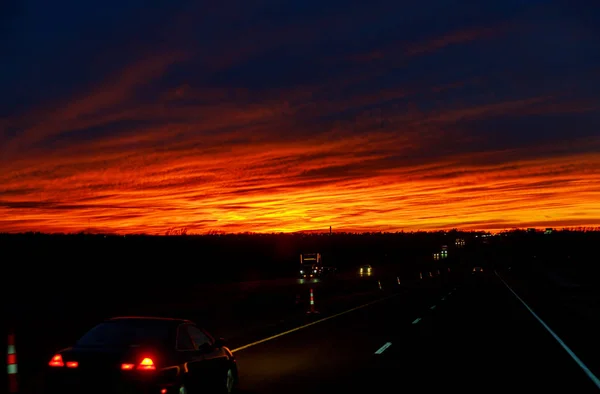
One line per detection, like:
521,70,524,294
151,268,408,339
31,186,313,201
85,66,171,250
3,231,600,393
5,266,600,394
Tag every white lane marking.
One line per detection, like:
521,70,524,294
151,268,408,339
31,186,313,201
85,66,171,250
412,317,422,324
231,293,399,353
374,342,392,355
496,271,600,390
430,305,436,310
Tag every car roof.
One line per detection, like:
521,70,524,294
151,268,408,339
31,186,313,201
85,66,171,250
108,316,194,325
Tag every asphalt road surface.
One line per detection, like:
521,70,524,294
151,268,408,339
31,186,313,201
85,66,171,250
232,272,600,393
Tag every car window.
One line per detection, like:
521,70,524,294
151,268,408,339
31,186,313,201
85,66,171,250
176,325,194,350
76,320,172,348
188,325,212,350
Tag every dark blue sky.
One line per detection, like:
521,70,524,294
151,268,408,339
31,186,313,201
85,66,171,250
1,0,599,233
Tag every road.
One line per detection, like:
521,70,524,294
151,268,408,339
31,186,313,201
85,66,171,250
11,270,600,393
232,272,600,393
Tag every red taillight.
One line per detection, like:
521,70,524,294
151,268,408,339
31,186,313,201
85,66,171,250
137,357,156,370
49,354,64,367
122,357,156,371
66,361,78,368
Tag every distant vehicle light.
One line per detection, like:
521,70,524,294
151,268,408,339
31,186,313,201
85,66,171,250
121,363,135,370
66,361,78,368
300,270,304,274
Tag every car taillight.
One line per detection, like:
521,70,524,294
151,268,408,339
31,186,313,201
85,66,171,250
49,354,64,367
138,357,156,370
122,357,156,371
66,361,78,368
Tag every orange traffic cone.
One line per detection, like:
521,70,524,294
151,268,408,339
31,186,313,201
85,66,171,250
397,277,401,285
306,288,319,314
7,331,18,393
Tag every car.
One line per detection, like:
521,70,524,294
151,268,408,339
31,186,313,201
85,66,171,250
45,316,238,394
359,265,372,277
300,264,321,278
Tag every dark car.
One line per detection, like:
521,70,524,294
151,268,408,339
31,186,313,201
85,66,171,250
300,263,320,278
472,266,484,274
359,264,372,277
45,316,238,394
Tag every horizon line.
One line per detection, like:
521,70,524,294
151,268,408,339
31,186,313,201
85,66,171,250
2,226,600,236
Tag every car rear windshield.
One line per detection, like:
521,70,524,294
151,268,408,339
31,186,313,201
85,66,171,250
76,320,173,348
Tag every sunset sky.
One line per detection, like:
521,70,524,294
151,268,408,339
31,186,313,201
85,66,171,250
1,1,599,234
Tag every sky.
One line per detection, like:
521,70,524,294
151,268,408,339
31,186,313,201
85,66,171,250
1,0,600,234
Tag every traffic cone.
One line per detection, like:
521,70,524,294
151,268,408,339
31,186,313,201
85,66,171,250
306,288,319,314
7,331,18,393
378,280,382,290
397,277,401,285
419,272,423,280
429,271,432,278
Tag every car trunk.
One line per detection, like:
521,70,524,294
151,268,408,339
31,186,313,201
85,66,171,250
47,346,156,392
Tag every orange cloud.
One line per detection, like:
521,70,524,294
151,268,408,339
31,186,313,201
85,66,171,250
2,21,599,234
2,109,599,234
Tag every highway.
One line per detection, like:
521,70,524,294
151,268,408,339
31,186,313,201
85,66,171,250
10,270,600,393
231,272,600,393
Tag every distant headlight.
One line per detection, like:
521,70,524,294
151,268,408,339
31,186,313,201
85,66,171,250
300,270,304,274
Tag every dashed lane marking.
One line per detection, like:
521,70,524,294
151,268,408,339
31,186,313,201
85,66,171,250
374,342,392,355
